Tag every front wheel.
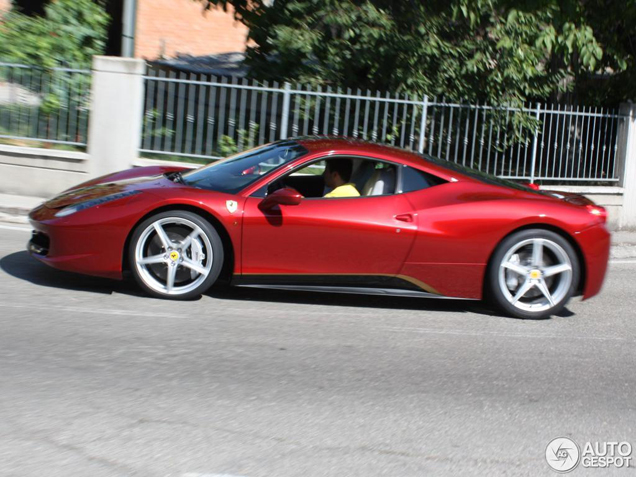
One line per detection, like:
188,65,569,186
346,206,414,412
487,229,580,319
129,210,224,299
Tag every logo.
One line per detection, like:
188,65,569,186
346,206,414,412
546,437,581,473
582,441,632,469
169,251,180,262
226,200,238,214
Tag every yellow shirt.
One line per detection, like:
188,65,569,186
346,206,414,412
324,183,360,198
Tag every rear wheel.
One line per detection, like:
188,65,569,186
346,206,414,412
487,229,579,319
129,211,224,299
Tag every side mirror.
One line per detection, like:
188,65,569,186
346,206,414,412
259,187,303,210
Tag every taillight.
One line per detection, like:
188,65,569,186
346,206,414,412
586,204,607,223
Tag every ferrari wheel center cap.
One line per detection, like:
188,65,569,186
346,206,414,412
529,269,542,279
169,251,180,262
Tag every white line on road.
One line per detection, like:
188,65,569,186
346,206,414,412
182,474,247,477
374,325,631,342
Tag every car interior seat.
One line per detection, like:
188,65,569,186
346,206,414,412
362,166,396,196
350,160,376,193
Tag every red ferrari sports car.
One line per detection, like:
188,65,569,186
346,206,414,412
28,137,610,319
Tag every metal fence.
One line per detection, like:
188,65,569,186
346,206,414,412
424,102,624,183
141,70,627,184
141,71,627,184
0,61,626,185
138,70,626,184
0,62,91,147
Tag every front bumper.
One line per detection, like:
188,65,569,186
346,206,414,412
27,203,135,280
575,222,611,300
27,230,50,256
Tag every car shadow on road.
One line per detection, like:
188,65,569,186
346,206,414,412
0,251,142,296
209,286,576,320
207,284,526,319
2,250,572,320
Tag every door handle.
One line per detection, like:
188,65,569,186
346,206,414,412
395,213,414,223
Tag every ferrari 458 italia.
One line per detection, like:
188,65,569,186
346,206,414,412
28,137,610,319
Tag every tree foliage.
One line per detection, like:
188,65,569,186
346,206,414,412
0,0,109,69
571,0,636,105
202,0,634,106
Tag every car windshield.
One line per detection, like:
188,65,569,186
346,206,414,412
180,141,308,194
422,154,547,194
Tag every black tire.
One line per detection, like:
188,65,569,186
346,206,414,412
486,228,580,319
128,210,224,300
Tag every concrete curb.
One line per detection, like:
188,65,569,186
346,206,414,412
0,211,29,225
611,243,636,260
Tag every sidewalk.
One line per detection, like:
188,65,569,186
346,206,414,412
2,192,636,259
609,232,636,259
0,193,44,224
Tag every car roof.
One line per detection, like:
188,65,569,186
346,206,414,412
294,136,466,180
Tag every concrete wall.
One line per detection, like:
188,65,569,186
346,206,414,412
0,56,147,198
542,185,624,230
618,103,636,229
134,0,248,59
0,145,89,197
87,57,146,178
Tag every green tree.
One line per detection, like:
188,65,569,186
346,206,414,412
0,0,109,69
200,0,633,106
572,0,636,105
0,0,109,144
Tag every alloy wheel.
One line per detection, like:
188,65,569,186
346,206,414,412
134,217,214,296
497,237,573,313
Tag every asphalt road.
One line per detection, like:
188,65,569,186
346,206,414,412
1,224,635,477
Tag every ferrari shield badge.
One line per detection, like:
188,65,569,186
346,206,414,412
226,200,238,214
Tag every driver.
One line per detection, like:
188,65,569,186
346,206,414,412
323,159,360,198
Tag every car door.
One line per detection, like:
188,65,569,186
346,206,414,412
240,161,418,280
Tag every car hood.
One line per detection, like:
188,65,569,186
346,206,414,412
44,174,168,209
43,165,192,209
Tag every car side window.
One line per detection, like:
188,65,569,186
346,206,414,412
253,157,404,199
306,158,398,198
291,160,326,177
401,166,446,193
260,159,329,198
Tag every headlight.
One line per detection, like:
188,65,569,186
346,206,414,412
55,190,141,217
